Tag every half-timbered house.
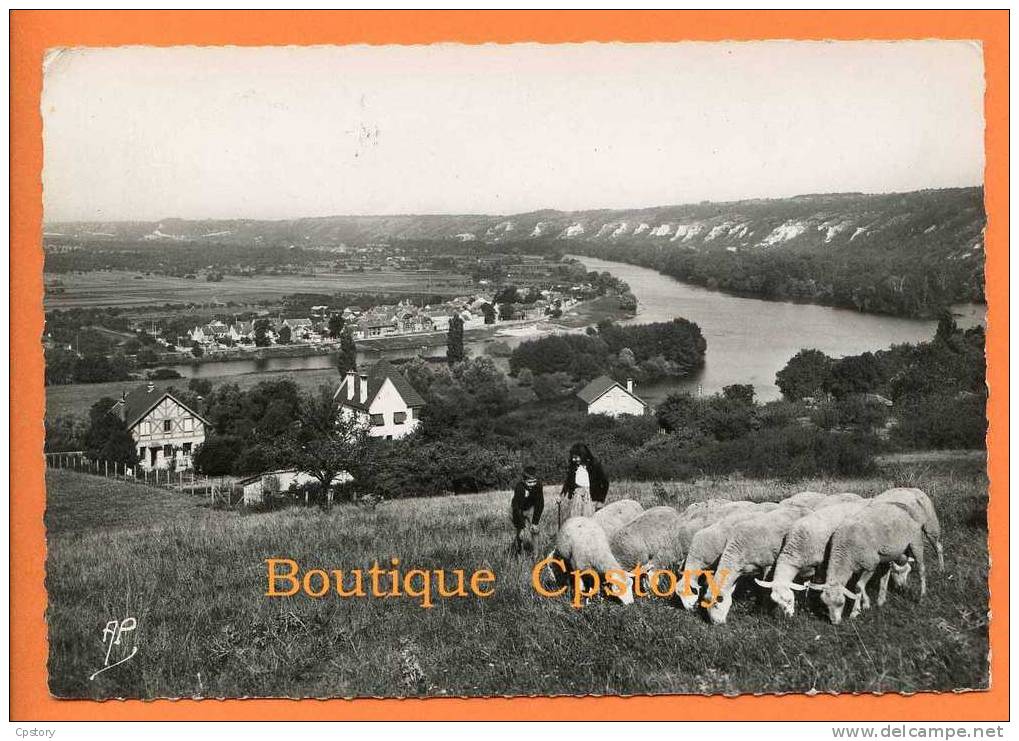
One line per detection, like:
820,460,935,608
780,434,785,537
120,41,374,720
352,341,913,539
111,382,210,471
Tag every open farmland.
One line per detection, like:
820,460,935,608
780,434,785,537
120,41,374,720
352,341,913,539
46,460,989,699
43,269,472,309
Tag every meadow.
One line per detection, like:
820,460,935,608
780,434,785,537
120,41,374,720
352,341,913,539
44,269,472,310
45,368,343,419
45,459,989,700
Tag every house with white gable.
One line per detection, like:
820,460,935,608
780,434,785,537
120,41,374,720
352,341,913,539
576,375,648,418
188,325,208,345
229,320,254,342
111,382,211,470
334,360,425,440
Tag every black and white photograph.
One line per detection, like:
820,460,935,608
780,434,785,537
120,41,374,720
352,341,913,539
40,41,989,700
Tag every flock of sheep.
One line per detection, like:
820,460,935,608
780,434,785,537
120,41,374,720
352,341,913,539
547,488,943,625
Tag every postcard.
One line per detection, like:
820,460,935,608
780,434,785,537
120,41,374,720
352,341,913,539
10,10,1008,724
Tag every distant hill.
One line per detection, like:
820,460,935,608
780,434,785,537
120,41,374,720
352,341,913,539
47,187,985,316
44,187,983,253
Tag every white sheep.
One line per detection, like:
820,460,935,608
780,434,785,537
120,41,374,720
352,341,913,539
822,492,865,506
754,501,868,617
679,502,780,609
706,502,817,624
554,516,634,604
609,506,686,576
681,498,749,519
874,488,944,570
672,501,756,565
809,501,926,625
592,499,644,539
780,491,829,509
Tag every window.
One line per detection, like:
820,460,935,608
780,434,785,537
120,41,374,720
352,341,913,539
138,447,145,458
182,443,192,454
370,413,385,426
393,411,407,425
183,417,194,432
140,421,151,436
162,444,173,457
163,419,172,432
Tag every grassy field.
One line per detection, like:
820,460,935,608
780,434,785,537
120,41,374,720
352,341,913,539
44,269,473,309
45,459,989,699
46,368,344,419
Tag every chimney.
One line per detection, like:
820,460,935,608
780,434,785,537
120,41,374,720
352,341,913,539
359,372,369,404
147,381,155,393
626,378,634,394
345,370,356,401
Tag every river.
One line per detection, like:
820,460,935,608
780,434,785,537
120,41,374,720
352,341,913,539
569,255,984,403
169,256,985,403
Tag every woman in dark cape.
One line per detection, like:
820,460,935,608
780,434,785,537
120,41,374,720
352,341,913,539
559,442,609,523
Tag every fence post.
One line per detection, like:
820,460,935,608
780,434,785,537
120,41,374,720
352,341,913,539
105,461,109,477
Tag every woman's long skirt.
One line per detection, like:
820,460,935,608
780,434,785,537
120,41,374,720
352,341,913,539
568,486,595,519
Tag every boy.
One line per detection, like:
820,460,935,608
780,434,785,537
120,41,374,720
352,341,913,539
511,465,544,554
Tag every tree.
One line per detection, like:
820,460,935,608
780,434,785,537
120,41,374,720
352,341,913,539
481,303,496,325
935,310,958,344
191,342,204,358
188,378,213,398
722,383,755,406
193,435,244,476
44,346,78,385
494,285,520,305
272,385,373,506
336,328,357,375
327,314,346,338
825,352,883,399
83,398,138,467
73,353,132,383
253,319,271,347
447,313,465,364
278,325,292,344
775,349,833,401
656,392,701,433
45,415,86,453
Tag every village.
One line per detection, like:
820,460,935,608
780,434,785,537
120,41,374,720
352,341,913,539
178,284,586,352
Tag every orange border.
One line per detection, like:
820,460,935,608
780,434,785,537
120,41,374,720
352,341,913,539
10,10,1009,721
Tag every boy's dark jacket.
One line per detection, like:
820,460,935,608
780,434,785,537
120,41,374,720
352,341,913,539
511,479,544,529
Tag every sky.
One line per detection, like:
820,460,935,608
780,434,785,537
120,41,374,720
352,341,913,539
42,41,985,222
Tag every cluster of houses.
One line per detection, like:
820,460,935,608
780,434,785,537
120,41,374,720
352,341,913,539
115,362,648,481
187,317,318,347
182,289,581,349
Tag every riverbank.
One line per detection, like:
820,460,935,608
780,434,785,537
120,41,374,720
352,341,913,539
568,254,985,401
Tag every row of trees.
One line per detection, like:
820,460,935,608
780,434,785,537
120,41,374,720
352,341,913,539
508,318,706,383
774,314,986,449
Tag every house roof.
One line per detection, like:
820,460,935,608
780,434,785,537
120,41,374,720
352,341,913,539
334,360,426,411
358,314,394,329
112,383,212,429
576,375,646,406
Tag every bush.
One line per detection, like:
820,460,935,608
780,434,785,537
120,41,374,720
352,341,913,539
891,393,987,450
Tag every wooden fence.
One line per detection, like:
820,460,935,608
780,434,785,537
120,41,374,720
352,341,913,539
44,451,241,506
